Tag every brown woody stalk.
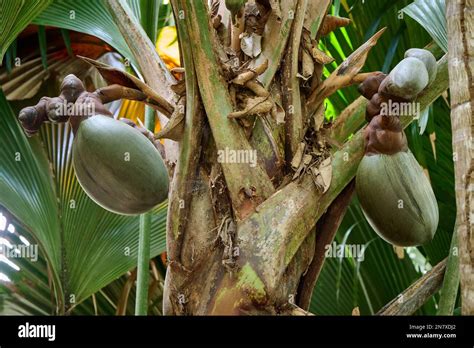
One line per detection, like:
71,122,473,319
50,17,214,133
296,180,355,309
377,259,447,315
281,0,308,163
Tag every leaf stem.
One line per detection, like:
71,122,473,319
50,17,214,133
135,212,151,315
135,213,151,315
437,227,460,315
135,105,155,316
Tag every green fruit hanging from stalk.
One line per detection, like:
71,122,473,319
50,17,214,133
355,49,439,247
72,115,168,215
18,74,169,216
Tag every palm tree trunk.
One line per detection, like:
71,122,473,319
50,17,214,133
446,0,474,315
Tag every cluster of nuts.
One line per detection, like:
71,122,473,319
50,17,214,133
357,48,437,155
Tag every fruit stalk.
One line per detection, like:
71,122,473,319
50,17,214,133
135,105,157,316
135,210,151,315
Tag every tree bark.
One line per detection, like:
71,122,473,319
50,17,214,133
446,0,474,315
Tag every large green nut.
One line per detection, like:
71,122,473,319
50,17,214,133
356,151,439,246
379,57,429,100
72,115,169,215
405,48,437,85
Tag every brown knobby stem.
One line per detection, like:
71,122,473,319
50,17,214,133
357,72,415,156
18,97,64,136
69,90,113,133
17,74,165,142
364,115,408,156
357,72,386,101
18,74,86,136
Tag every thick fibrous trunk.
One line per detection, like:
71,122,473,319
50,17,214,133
160,1,451,315
446,0,474,315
